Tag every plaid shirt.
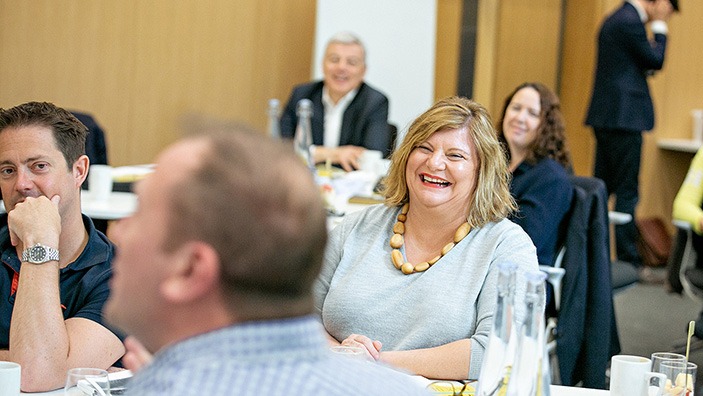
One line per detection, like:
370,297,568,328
125,315,429,395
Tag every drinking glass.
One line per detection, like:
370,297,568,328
64,368,110,396
651,352,686,372
330,345,368,361
658,361,696,396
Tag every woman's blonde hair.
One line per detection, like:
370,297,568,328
382,96,516,228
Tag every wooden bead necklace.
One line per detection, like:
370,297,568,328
390,203,471,274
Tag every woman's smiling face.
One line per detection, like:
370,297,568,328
405,127,478,213
502,86,542,157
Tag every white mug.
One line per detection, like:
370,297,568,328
0,361,20,396
88,165,113,201
358,150,383,174
610,355,666,396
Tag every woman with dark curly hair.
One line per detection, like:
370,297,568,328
497,82,573,267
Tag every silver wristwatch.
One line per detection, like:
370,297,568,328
21,244,60,264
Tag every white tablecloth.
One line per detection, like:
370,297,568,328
0,191,137,221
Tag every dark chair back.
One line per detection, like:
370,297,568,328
71,111,110,234
71,111,108,167
554,176,621,389
386,123,398,158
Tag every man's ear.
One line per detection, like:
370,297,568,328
73,155,90,188
160,241,221,304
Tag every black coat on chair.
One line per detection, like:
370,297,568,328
556,176,621,388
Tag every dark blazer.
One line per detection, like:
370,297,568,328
585,2,667,132
280,81,392,156
557,176,620,389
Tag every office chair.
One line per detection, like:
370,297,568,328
539,176,624,389
387,123,398,158
71,111,110,234
672,220,703,304
666,220,703,353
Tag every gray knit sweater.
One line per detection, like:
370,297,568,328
314,204,538,379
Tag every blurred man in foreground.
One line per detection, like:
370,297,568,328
105,127,428,395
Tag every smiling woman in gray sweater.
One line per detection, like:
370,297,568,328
313,97,539,380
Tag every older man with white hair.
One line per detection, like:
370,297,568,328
280,32,392,171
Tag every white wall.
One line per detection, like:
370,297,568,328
314,0,437,143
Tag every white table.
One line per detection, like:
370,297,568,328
551,385,609,395
0,191,137,220
658,138,702,153
21,370,132,395
25,380,609,395
80,190,137,220
410,376,609,395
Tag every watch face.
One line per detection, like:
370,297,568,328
30,246,47,262
22,244,58,264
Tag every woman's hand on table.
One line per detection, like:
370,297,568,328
122,336,153,373
340,333,383,360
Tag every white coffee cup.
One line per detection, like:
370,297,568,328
88,165,113,201
358,150,383,174
610,355,666,396
377,159,391,177
0,361,20,396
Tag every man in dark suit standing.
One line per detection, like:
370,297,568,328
585,0,675,267
280,32,391,171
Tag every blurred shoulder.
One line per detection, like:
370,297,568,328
358,82,389,103
291,81,324,98
532,158,571,185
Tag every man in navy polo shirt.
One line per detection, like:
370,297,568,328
0,102,124,392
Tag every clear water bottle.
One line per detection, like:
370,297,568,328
294,99,315,173
267,98,281,139
476,261,518,396
506,271,550,396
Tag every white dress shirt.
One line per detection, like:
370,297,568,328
627,0,668,34
321,87,358,149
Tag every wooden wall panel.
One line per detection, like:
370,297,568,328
473,1,500,110
490,0,562,117
0,1,316,166
474,0,562,119
434,0,463,101
559,0,607,177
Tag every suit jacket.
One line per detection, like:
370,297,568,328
280,81,392,156
557,176,620,389
585,2,667,132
